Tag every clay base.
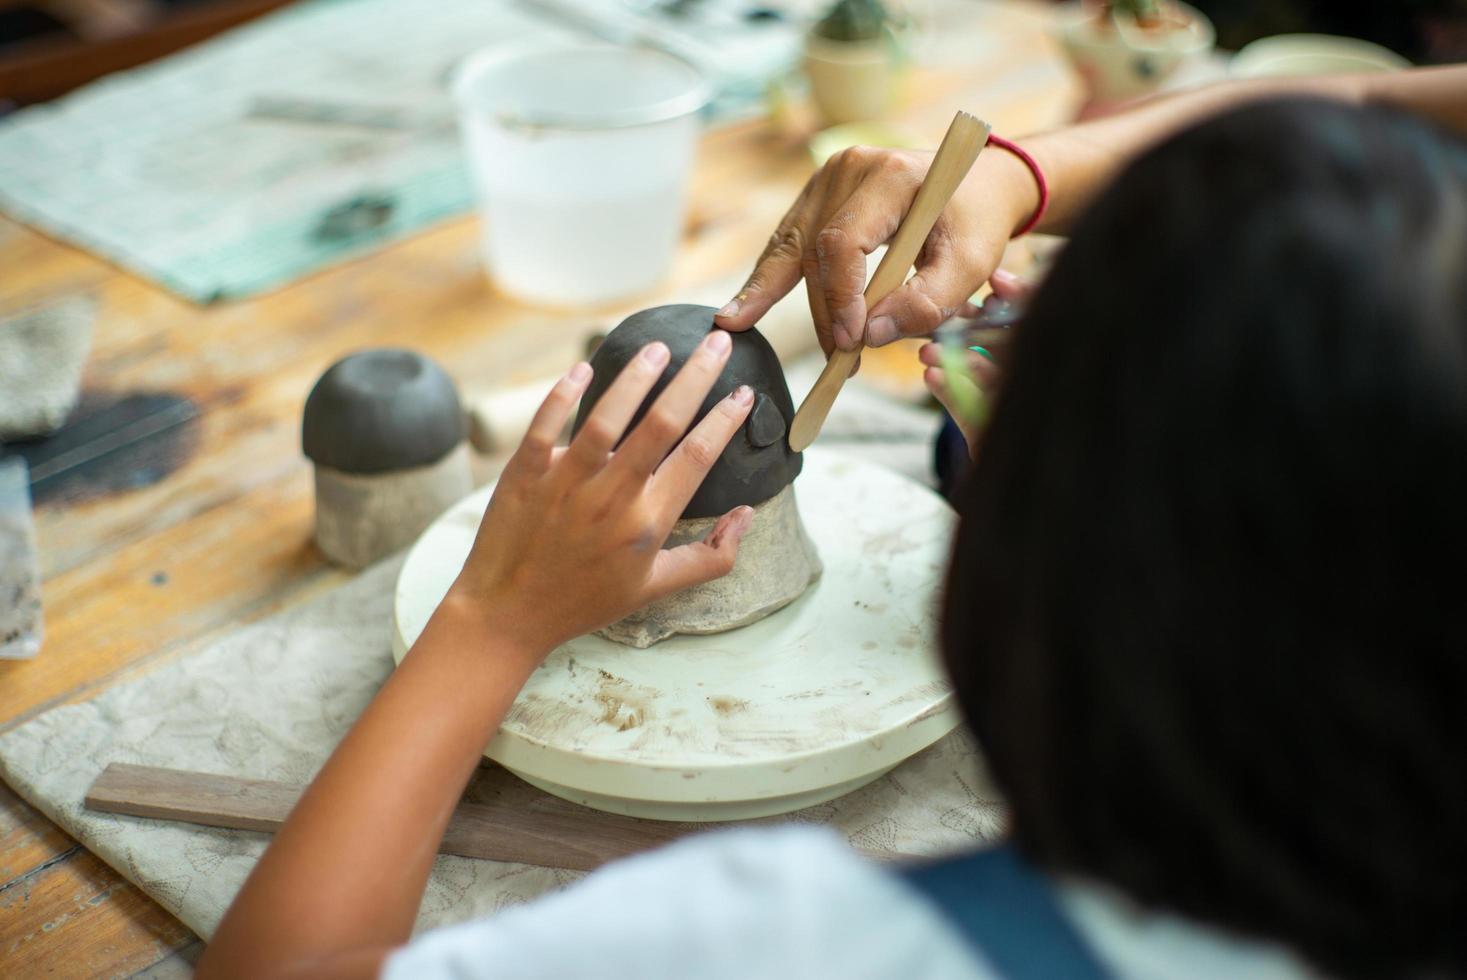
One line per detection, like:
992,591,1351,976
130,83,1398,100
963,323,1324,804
313,445,473,570
598,485,822,648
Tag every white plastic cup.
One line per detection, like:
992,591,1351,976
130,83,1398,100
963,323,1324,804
453,43,709,307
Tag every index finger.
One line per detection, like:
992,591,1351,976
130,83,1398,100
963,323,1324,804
608,329,735,479
714,177,821,332
653,385,755,517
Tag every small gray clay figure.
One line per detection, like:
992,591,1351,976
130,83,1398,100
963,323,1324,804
574,304,821,647
303,349,472,569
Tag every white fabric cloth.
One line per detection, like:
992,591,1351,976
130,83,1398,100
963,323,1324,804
384,826,1319,980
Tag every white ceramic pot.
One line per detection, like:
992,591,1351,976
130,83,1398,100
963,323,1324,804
803,33,899,125
1058,1,1215,105
1231,34,1409,78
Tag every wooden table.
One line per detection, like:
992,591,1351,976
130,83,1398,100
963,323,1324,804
0,5,1075,975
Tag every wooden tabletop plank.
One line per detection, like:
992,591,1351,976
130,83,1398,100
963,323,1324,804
0,845,195,980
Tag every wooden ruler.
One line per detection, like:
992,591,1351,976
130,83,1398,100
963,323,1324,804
85,762,696,873
84,762,911,872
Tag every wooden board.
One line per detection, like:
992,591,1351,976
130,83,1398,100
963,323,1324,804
84,763,699,874
0,6,1079,973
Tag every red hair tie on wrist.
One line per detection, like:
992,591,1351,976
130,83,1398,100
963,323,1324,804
986,134,1048,237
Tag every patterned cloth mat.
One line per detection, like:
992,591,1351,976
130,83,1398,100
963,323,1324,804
0,395,1004,941
0,0,805,303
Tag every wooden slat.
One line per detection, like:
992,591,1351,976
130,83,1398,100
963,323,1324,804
85,763,698,874
0,780,75,886
0,845,195,979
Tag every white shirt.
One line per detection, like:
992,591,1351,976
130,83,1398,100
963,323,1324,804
383,826,1319,980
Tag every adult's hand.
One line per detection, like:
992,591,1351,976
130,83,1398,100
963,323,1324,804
714,144,1039,356
450,329,756,654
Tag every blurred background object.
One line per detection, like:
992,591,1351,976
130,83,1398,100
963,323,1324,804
0,0,295,108
454,42,708,306
1230,32,1412,77
0,0,807,303
0,455,42,660
1187,0,1466,65
0,296,95,441
803,0,908,125
1056,1,1217,116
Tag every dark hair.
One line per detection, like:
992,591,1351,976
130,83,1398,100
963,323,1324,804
942,98,1467,978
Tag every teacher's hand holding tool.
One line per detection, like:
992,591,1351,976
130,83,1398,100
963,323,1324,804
717,66,1467,362
712,136,1040,356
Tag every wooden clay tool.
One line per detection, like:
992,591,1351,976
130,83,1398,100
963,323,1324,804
83,763,907,872
787,111,992,452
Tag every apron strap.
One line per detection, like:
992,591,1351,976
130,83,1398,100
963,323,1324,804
896,845,1112,980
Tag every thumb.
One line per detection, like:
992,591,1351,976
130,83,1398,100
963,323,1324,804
645,505,755,601
865,256,984,347
988,267,1036,303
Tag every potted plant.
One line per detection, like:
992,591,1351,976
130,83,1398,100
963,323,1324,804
1058,0,1215,116
803,0,906,126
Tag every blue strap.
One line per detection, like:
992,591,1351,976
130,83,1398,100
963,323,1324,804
897,845,1112,980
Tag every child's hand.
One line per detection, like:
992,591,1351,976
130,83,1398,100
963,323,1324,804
920,270,1032,456
920,343,999,456
447,329,755,657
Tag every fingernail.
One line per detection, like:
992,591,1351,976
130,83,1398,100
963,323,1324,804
716,297,742,319
866,316,897,347
731,384,753,406
642,342,670,366
968,345,995,362
568,361,592,384
731,505,755,534
706,329,732,353
991,268,1020,286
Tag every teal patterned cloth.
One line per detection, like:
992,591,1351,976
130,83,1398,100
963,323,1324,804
0,0,800,303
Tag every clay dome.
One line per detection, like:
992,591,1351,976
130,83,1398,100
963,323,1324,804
303,349,464,475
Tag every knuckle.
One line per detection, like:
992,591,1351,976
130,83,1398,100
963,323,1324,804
814,225,847,261
886,152,925,182
582,419,618,446
762,224,805,264
904,292,948,333
681,437,719,470
644,410,683,442
839,144,875,168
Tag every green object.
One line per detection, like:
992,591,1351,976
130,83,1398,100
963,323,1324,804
807,121,918,167
937,343,988,430
813,0,894,43
1107,0,1163,26
968,345,995,361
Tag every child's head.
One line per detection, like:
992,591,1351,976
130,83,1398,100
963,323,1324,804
942,98,1467,977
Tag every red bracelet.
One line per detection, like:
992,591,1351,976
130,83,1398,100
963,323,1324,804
986,133,1048,237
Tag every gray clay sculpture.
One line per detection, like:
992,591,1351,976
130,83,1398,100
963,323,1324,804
303,349,464,474
302,349,472,570
574,305,821,647
574,304,802,518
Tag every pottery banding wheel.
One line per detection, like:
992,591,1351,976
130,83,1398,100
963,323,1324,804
392,448,960,821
